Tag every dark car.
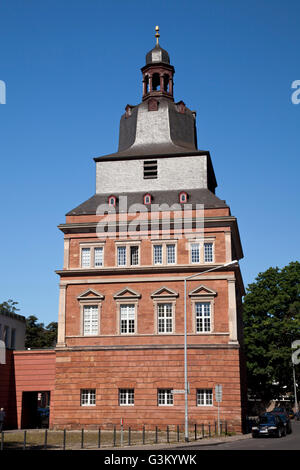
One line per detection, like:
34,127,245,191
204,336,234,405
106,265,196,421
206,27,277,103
272,407,288,416
295,411,300,421
271,408,292,434
252,413,286,438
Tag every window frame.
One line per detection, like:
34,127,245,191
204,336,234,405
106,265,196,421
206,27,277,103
80,243,105,269
204,242,214,263
157,389,174,406
143,193,152,205
195,301,212,333
190,294,215,335
119,388,135,406
82,304,100,336
77,290,104,337
152,241,178,266
156,302,174,334
179,191,188,204
80,389,96,407
117,302,138,335
115,242,141,268
189,239,215,265
108,195,117,207
196,388,213,407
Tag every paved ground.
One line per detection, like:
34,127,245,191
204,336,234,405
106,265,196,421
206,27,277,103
111,420,300,451
167,420,300,451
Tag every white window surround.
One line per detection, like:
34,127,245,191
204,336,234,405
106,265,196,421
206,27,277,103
152,240,178,266
115,300,139,335
119,388,134,406
157,303,174,334
77,289,104,336
151,287,178,335
115,241,141,268
80,389,96,407
158,389,174,406
188,285,216,334
196,389,213,406
120,304,136,334
195,302,211,333
80,243,105,269
189,238,215,265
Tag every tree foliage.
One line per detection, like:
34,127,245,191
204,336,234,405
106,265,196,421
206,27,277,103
0,299,20,316
243,261,300,402
1,300,57,349
25,316,57,349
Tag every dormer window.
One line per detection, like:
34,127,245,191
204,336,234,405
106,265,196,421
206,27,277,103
108,195,117,207
144,193,152,205
179,192,188,204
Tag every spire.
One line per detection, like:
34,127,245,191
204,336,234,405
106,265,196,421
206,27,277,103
142,27,174,101
155,25,160,45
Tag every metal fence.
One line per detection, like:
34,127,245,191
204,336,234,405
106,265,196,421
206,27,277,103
0,421,229,450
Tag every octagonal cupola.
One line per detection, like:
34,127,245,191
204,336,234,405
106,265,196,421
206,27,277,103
141,26,174,101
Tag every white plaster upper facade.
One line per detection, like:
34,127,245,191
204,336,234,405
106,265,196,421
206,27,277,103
96,154,208,194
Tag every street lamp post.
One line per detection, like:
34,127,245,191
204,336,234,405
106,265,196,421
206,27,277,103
183,260,238,442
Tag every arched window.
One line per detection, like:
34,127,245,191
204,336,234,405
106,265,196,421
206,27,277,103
163,74,169,92
152,73,160,91
108,195,117,207
145,75,149,94
179,192,188,204
144,193,152,205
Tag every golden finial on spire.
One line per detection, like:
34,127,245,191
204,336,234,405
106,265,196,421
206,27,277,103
155,25,160,45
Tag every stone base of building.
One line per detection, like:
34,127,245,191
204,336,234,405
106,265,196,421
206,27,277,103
52,347,244,433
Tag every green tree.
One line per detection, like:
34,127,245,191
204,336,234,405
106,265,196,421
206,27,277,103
0,299,19,316
25,316,57,349
243,261,300,403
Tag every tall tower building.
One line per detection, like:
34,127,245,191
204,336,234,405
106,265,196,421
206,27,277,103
54,28,246,432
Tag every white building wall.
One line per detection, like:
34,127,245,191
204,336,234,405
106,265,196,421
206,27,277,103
96,154,208,194
0,313,26,350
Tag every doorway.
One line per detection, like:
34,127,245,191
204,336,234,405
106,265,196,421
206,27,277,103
21,391,50,429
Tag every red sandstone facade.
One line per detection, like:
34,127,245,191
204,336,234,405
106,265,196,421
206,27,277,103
51,32,247,433
0,31,246,434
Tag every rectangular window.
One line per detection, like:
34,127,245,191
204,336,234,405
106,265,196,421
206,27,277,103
11,329,16,349
166,244,176,264
158,389,173,406
119,388,134,406
130,246,139,266
117,246,127,266
195,302,211,333
157,303,173,333
120,304,135,334
143,160,157,179
94,247,104,267
81,247,91,267
81,389,96,406
153,245,163,264
204,243,213,263
197,389,213,406
191,243,200,263
83,305,98,336
4,326,9,347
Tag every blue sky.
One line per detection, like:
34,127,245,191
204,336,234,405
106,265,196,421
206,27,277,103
0,0,299,326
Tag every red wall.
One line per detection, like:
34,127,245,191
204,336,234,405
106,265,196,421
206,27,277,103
0,350,17,429
13,350,56,429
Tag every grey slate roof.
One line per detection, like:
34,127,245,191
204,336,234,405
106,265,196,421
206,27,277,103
66,188,228,216
94,98,198,162
146,44,170,65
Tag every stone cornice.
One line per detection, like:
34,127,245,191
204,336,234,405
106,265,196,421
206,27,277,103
55,343,239,352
